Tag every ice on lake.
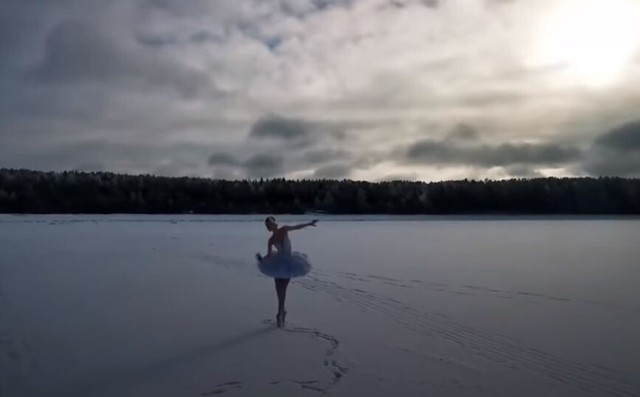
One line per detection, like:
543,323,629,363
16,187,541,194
1,215,639,397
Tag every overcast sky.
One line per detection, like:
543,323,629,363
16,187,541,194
1,0,640,181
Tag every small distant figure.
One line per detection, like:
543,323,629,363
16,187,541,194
256,216,316,328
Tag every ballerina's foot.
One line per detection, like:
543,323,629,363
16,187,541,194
276,311,287,328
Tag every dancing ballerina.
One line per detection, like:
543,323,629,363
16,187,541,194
256,216,316,328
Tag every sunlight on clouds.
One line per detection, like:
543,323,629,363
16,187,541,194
3,0,640,180
530,0,640,87
536,167,576,178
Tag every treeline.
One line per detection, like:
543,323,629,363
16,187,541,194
0,168,639,214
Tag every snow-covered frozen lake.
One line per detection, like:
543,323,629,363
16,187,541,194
1,215,639,397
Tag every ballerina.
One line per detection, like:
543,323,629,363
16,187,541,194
256,216,317,328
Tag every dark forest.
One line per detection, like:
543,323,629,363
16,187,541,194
1,168,638,214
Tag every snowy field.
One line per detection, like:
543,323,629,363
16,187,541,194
1,215,639,397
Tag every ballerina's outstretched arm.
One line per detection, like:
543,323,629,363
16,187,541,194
282,220,318,232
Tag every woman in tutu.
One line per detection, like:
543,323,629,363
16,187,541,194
256,216,317,327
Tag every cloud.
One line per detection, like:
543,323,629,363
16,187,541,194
404,123,581,171
208,152,240,166
210,169,239,180
313,163,351,179
249,114,311,141
303,148,350,164
406,139,580,167
445,123,481,142
243,153,284,178
207,150,286,178
73,162,106,173
248,114,348,150
503,164,543,178
2,0,640,181
583,121,640,177
153,159,200,177
204,143,361,180
378,172,419,181
33,139,219,176
29,19,209,98
593,121,640,152
384,0,440,10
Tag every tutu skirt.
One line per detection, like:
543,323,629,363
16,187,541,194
257,251,311,278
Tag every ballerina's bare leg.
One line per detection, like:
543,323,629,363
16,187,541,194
274,278,290,327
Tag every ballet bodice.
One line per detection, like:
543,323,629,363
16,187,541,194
274,235,292,255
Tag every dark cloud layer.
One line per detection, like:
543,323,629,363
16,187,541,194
207,150,285,178
206,144,359,179
584,120,640,177
243,153,284,178
248,114,347,150
593,121,640,152
249,115,311,141
584,156,640,178
406,139,580,168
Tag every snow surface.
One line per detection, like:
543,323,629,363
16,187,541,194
1,215,639,397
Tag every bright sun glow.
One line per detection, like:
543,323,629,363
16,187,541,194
532,0,640,86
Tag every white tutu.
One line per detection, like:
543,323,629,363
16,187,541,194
257,235,311,278
258,251,311,278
